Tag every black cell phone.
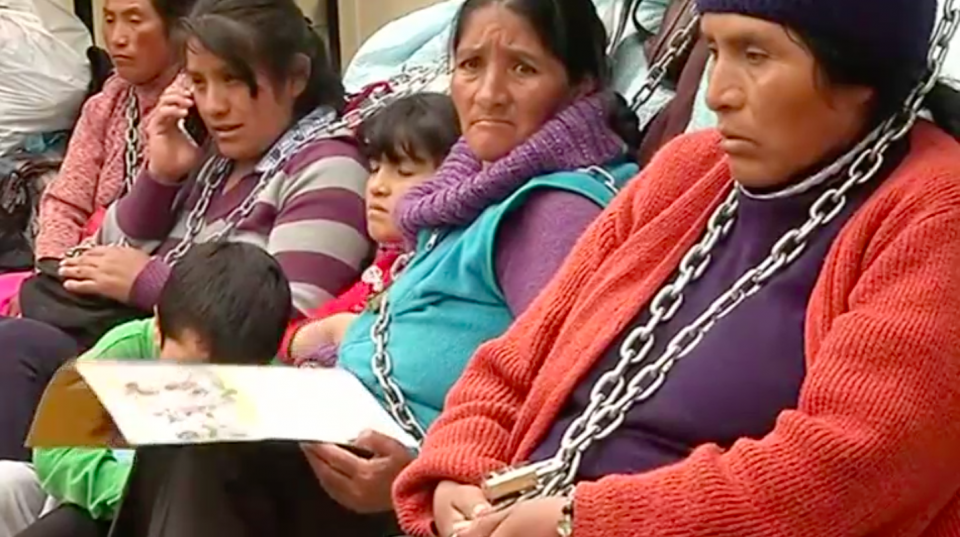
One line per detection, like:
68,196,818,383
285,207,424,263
183,106,208,145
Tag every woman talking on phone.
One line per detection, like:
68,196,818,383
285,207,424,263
0,0,370,460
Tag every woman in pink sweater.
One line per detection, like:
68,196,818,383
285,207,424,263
0,0,198,315
36,0,198,260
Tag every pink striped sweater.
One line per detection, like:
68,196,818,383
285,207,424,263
35,74,167,260
98,137,373,317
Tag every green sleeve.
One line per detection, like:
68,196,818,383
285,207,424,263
32,319,156,520
33,447,131,520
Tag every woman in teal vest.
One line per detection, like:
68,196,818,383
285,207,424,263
109,0,640,534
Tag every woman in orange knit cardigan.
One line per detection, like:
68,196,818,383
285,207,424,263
393,0,960,536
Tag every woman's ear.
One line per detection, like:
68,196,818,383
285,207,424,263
290,53,312,99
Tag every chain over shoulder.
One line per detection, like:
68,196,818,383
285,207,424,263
480,0,960,508
360,13,697,447
64,88,143,258
369,231,442,443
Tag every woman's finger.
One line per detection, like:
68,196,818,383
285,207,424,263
59,264,93,281
157,91,193,110
450,486,492,520
457,508,510,537
81,246,114,256
153,103,190,126
302,447,359,502
60,254,102,274
305,443,366,477
62,278,101,295
58,256,81,268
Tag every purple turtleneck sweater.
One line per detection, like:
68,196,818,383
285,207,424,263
496,191,601,313
530,143,905,479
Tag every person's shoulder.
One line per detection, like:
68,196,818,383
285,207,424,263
79,74,129,115
645,128,726,183
81,318,155,362
610,129,730,222
874,122,960,219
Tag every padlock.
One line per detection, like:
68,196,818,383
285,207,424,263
481,465,540,503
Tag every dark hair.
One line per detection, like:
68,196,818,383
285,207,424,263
451,0,642,155
157,242,292,365
796,28,960,138
150,0,198,33
180,0,345,119
358,93,461,167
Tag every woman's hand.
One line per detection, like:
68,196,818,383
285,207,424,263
456,497,567,537
59,246,152,303
147,78,202,183
301,430,415,514
7,294,20,317
433,480,493,537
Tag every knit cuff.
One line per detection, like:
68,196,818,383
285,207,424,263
129,257,172,311
294,342,339,368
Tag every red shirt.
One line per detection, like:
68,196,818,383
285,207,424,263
279,246,402,363
394,125,960,537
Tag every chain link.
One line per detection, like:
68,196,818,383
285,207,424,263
75,61,442,268
489,0,960,504
369,231,441,443
122,87,142,195
159,157,232,264
629,12,700,112
65,89,142,258
343,60,449,129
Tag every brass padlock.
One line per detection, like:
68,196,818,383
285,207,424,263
481,465,540,503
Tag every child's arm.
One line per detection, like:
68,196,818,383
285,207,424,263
288,313,358,363
33,319,154,520
33,447,131,520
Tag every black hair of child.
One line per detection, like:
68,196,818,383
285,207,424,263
157,242,292,364
358,92,461,167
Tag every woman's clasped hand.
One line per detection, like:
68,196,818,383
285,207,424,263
434,483,566,537
58,246,152,303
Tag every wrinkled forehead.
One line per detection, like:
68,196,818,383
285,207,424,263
454,4,551,60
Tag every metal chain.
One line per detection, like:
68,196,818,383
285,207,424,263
122,87,142,194
159,157,232,264
140,62,448,266
64,89,142,257
629,11,700,112
343,60,449,129
485,0,960,505
369,231,441,443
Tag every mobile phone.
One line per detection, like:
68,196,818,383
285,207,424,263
181,106,208,145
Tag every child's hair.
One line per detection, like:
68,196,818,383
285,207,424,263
358,93,461,167
179,0,345,118
156,242,292,364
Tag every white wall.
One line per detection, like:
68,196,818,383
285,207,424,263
337,0,438,65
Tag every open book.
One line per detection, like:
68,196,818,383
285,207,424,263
27,361,418,450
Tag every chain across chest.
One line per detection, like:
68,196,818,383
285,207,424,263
479,0,960,509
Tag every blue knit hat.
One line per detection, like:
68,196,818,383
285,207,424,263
696,0,938,75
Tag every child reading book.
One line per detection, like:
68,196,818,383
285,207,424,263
280,92,460,366
0,241,292,536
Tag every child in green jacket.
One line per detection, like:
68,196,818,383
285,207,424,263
1,241,292,536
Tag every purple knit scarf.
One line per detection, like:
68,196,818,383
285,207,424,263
396,92,626,243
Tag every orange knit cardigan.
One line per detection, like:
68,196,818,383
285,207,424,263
393,122,960,537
